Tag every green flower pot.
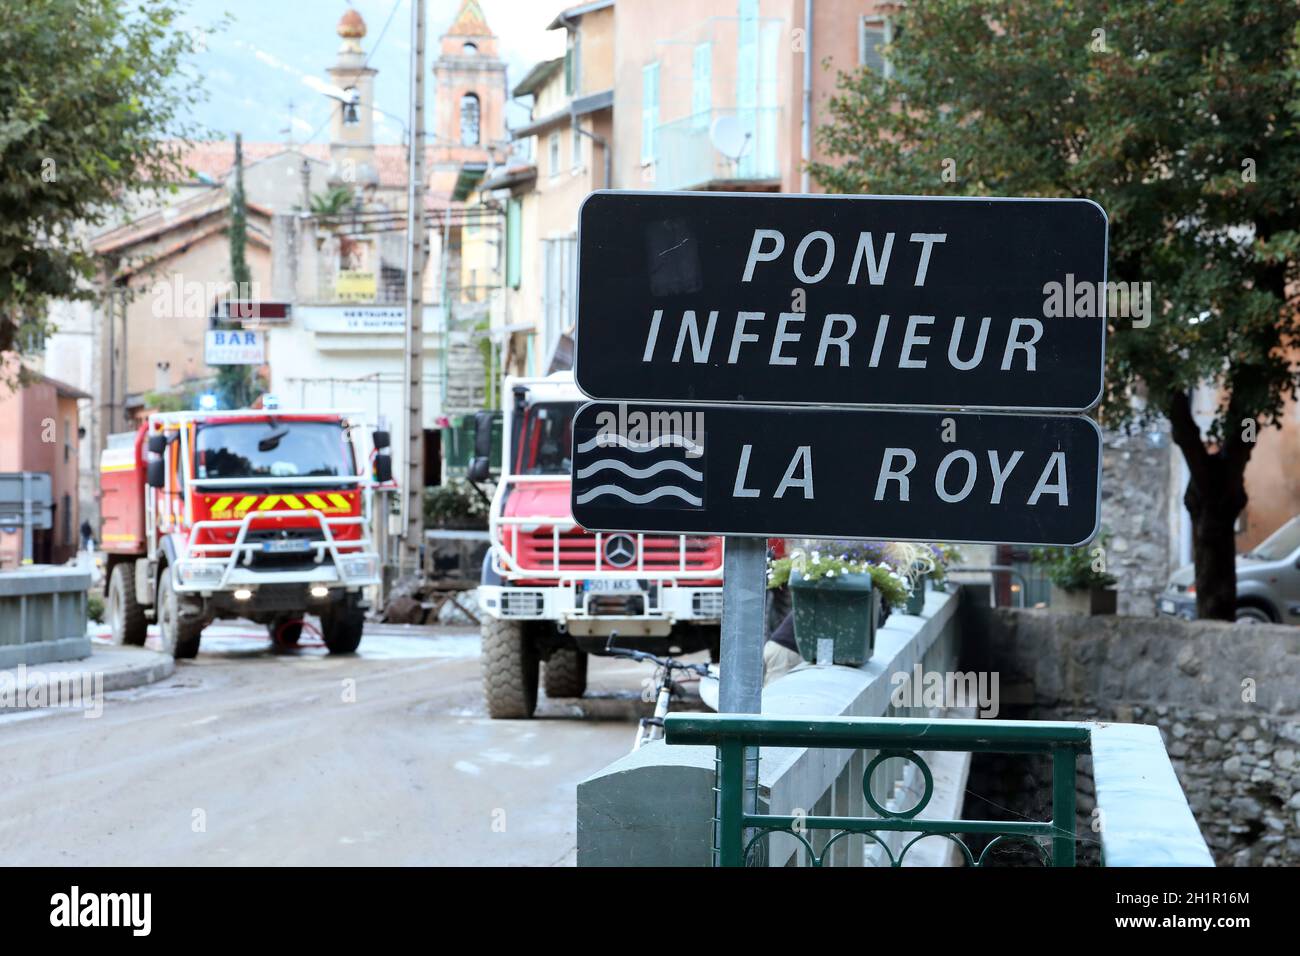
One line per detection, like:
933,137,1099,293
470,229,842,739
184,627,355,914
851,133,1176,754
904,582,927,616
789,570,879,667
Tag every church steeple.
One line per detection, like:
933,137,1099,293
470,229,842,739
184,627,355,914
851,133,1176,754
440,0,498,58
429,0,507,198
327,7,378,189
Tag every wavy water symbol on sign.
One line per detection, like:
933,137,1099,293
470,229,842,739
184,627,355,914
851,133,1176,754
574,432,705,508
575,432,703,456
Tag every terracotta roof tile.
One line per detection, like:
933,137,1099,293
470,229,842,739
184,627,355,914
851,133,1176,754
166,140,434,191
446,0,491,37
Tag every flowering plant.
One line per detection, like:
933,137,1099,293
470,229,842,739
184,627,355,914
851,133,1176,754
922,543,963,586
766,546,914,607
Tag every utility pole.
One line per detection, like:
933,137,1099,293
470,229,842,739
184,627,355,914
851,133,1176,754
401,0,427,575
120,289,128,423
106,286,116,436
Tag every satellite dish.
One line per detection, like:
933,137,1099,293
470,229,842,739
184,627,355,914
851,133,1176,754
709,115,751,162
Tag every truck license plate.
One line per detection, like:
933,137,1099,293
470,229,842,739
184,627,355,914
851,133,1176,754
588,579,644,595
1159,598,1176,615
262,539,313,554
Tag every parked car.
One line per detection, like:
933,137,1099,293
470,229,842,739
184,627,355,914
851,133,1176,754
1159,515,1300,624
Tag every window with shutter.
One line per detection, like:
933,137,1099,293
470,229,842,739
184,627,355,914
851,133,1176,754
861,20,887,74
861,17,900,79
460,93,481,145
692,42,712,128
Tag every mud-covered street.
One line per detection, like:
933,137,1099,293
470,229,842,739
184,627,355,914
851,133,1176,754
0,624,652,866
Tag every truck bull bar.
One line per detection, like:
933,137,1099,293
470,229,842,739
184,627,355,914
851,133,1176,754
174,507,381,593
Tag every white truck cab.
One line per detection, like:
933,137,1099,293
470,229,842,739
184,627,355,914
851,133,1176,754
476,372,723,718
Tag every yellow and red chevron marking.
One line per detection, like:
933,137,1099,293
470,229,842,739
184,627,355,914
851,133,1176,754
205,492,353,520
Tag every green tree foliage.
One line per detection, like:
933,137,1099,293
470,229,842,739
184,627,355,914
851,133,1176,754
812,0,1300,619
143,388,190,413
229,136,250,290
1032,533,1119,592
423,480,489,530
310,185,356,218
216,131,254,408
0,0,205,354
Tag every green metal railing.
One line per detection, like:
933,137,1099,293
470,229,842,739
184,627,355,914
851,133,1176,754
664,713,1092,867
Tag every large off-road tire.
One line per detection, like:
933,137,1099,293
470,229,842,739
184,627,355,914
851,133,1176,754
321,597,364,654
543,646,588,699
157,565,203,659
481,617,538,718
107,561,147,646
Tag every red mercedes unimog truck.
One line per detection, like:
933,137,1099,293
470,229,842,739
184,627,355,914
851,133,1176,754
473,373,725,718
100,409,388,658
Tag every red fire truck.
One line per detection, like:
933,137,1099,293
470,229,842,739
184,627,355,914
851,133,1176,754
474,373,725,718
100,409,388,658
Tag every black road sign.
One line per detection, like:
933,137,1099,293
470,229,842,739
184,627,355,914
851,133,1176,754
575,191,1108,411
570,403,1101,546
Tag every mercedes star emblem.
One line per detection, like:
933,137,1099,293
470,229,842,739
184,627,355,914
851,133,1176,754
603,534,636,568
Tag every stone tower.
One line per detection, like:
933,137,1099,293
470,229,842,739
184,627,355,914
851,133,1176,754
327,7,379,191
428,0,508,198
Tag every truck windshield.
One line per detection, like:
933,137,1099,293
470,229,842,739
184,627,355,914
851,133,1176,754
512,402,578,476
195,421,353,480
1248,516,1300,561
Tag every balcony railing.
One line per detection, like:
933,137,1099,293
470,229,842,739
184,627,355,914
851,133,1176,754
653,107,781,191
664,712,1215,867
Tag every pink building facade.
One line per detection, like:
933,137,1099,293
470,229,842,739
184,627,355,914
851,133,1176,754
0,357,88,568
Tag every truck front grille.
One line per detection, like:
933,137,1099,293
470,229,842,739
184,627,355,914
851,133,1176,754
586,595,646,616
212,584,316,611
692,591,724,618
501,590,544,616
510,530,722,574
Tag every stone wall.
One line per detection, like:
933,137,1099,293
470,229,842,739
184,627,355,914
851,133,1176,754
963,607,1300,866
1099,426,1175,616
962,749,1103,866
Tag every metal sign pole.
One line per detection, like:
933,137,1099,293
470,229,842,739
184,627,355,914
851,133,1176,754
718,537,765,712
21,472,32,565
716,535,766,864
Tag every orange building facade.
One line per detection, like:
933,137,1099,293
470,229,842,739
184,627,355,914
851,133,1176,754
0,357,88,567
